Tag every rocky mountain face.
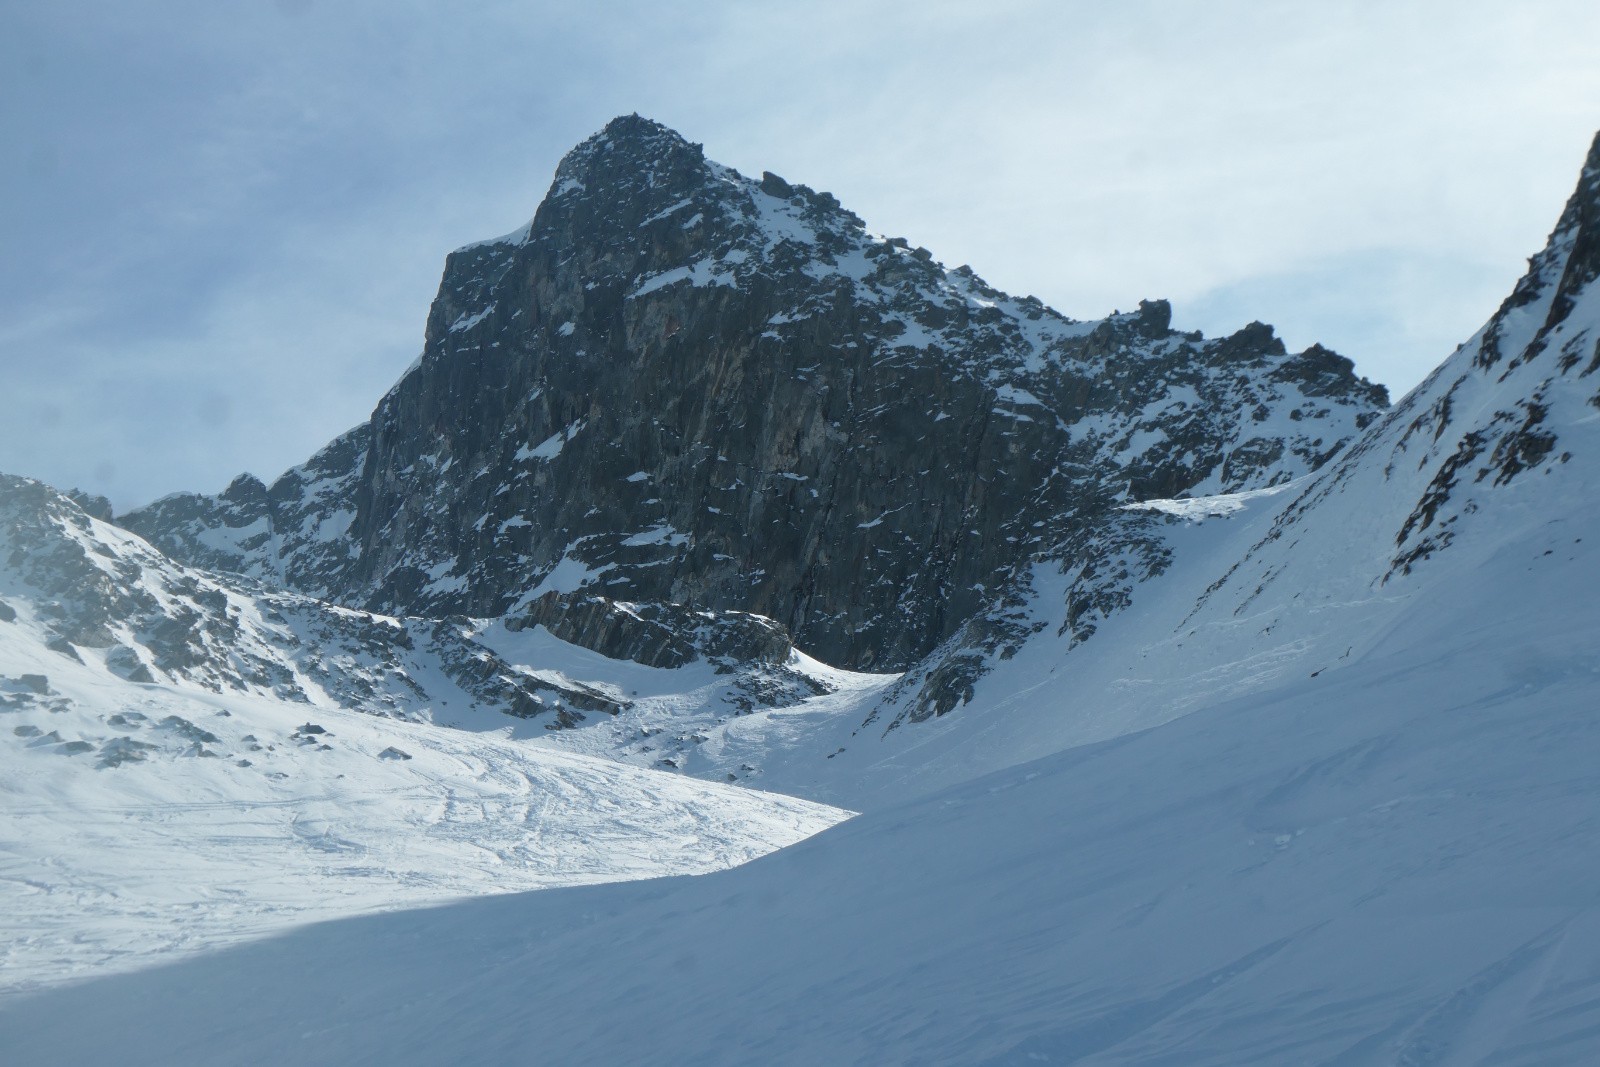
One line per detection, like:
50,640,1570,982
122,115,1386,673
119,426,371,599
2,470,843,739
0,473,625,726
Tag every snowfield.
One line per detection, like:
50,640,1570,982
3,499,1598,1065
0,628,849,1000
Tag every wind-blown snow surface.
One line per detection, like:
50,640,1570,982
0,611,847,1000
4,498,1598,1064
0,469,863,1000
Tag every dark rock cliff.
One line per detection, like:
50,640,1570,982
122,115,1387,670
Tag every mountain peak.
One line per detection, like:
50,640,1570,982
1476,128,1600,367
1550,128,1600,298
597,113,689,145
1539,128,1600,287
125,118,1389,671
551,114,706,188
1572,128,1600,207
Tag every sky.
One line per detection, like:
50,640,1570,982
3,1,1598,511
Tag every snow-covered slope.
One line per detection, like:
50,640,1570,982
5,416,1596,1065
1,471,857,735
0,479,849,998
0,656,846,999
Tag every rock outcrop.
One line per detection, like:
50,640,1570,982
0,473,627,726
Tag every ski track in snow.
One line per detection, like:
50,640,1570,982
0,637,849,999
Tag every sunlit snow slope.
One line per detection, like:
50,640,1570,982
0,484,847,999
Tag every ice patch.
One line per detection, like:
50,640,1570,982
516,420,586,462
1123,482,1299,523
621,525,689,548
630,257,740,298
449,306,495,333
